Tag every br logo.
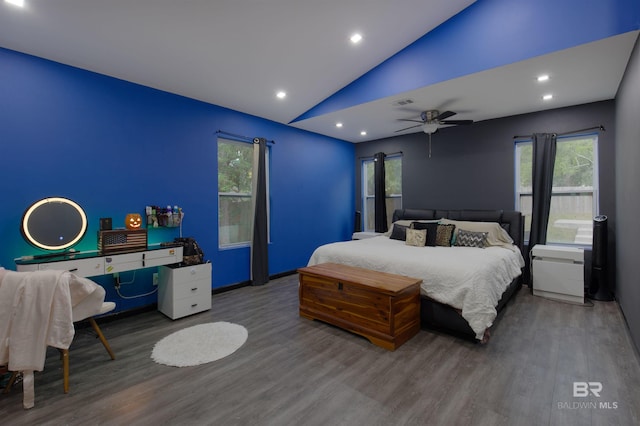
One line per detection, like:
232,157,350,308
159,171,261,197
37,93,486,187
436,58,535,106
573,382,602,397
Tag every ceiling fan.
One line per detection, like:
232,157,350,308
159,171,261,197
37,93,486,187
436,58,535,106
395,110,474,157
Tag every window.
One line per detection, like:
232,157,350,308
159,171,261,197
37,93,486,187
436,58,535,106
362,154,402,231
217,138,269,247
515,134,598,245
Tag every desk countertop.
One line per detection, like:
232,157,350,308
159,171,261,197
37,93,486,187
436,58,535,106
15,244,182,265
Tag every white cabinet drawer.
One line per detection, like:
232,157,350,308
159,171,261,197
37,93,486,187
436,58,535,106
534,259,583,284
104,247,182,273
143,246,183,268
169,263,210,284
105,252,143,274
38,258,104,277
532,258,584,303
172,278,211,300
170,294,211,319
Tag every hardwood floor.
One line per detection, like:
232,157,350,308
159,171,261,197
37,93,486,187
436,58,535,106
2,274,639,426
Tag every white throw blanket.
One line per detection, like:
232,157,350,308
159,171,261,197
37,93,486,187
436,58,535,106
0,270,100,408
308,236,525,340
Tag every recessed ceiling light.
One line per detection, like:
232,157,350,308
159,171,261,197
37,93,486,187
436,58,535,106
335,122,343,128
276,91,286,99
350,33,363,44
360,131,367,136
542,94,553,101
537,74,550,82
5,0,24,7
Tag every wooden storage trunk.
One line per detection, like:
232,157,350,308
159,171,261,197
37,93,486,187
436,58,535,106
298,263,421,351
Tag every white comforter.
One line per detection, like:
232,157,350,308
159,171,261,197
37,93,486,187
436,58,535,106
308,236,525,340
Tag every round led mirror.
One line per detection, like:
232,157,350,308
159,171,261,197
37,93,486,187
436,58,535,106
21,197,88,250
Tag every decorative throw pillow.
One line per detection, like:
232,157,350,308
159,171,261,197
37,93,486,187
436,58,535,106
389,224,409,241
435,224,456,247
405,228,427,247
410,222,438,246
440,219,514,248
384,220,415,237
455,229,488,248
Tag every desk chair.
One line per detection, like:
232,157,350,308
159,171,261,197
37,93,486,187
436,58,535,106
2,274,116,398
61,299,117,392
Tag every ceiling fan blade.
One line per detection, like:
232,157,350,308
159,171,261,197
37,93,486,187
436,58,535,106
397,119,424,123
435,110,457,120
440,120,474,125
394,124,422,133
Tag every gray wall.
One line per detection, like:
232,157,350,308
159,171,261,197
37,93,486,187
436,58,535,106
615,35,640,354
355,100,616,231
354,100,617,303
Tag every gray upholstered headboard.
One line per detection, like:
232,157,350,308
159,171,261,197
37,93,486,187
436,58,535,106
391,208,524,253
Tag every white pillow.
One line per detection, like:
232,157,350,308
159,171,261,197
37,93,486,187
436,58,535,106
439,219,514,248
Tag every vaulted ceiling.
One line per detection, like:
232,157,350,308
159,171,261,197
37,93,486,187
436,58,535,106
1,0,638,142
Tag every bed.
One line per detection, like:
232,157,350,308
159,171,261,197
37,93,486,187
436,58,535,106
307,208,525,343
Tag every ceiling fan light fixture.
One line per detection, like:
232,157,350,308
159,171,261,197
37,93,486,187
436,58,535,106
421,122,439,134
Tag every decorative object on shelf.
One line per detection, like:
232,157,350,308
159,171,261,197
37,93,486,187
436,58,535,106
145,206,156,227
98,229,147,254
125,213,143,230
146,205,183,228
173,205,183,227
99,217,112,231
21,196,88,251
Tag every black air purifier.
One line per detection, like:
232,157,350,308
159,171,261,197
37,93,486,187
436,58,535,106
588,215,614,301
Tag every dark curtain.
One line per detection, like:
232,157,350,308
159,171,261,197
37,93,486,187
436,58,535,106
374,152,387,233
251,137,269,286
526,132,557,285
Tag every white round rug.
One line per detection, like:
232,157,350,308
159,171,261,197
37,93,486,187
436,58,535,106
151,322,248,367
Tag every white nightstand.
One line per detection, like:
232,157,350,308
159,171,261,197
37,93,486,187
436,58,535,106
531,245,584,304
158,263,212,319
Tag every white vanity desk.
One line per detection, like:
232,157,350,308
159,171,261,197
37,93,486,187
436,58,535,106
15,245,212,320
15,245,183,277
15,246,212,320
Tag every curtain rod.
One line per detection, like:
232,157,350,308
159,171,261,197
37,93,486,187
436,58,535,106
216,130,276,144
357,150,403,160
513,125,605,140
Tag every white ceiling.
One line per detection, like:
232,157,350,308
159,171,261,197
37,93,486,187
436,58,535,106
297,32,639,141
1,0,637,143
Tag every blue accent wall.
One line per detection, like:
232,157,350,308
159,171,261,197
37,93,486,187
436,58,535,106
0,47,354,312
